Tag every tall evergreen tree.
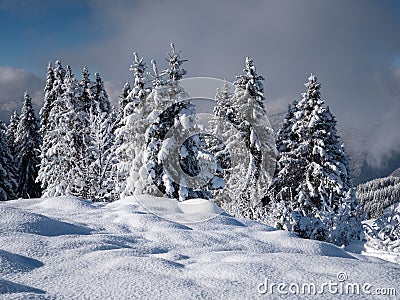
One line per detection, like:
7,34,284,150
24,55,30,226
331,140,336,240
165,43,187,82
38,66,81,197
137,46,187,198
86,106,115,201
52,60,66,108
267,74,362,246
213,57,275,219
38,60,65,194
6,111,19,156
127,53,151,106
90,72,112,115
14,92,42,198
115,81,131,128
132,44,219,201
0,121,17,201
78,66,92,113
114,53,151,197
40,62,56,135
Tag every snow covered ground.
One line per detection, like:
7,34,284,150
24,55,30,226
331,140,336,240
0,196,399,299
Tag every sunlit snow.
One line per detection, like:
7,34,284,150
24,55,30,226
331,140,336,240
0,196,399,299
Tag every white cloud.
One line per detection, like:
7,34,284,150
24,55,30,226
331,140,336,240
104,80,122,108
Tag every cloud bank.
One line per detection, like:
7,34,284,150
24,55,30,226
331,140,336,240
1,0,400,170
0,67,44,121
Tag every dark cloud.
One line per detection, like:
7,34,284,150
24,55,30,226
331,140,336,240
1,0,400,169
70,0,400,168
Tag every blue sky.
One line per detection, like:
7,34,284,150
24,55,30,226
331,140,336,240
0,0,400,169
0,0,101,73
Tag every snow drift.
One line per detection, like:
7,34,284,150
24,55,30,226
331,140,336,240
0,195,399,299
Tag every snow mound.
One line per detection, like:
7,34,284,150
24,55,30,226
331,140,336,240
0,279,45,295
134,194,224,223
0,206,92,236
177,198,223,215
0,250,43,274
34,196,94,212
254,230,355,259
0,195,399,299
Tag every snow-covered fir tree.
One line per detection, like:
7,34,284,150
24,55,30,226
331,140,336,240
206,81,235,203
135,44,218,201
38,61,115,200
114,52,152,198
37,66,82,197
121,57,172,197
52,60,66,110
14,92,42,198
6,111,19,156
40,62,56,135
0,121,17,201
126,53,152,107
90,72,112,115
78,66,92,113
115,81,131,128
266,74,362,246
86,105,116,201
213,57,275,219
38,60,66,194
165,43,187,81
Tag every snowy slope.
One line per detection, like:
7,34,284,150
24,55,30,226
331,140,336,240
0,196,399,299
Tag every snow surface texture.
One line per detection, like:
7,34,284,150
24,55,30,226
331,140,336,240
0,196,399,299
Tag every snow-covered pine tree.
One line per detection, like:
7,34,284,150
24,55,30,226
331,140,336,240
213,57,274,219
138,44,221,201
86,105,115,202
37,66,81,197
114,52,152,198
40,62,56,135
78,66,92,113
52,60,66,110
126,53,152,107
267,74,362,246
6,111,19,156
14,92,42,198
262,100,300,207
0,121,17,201
165,43,187,82
138,44,201,200
200,81,235,204
90,72,112,115
115,81,131,128
38,60,66,193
